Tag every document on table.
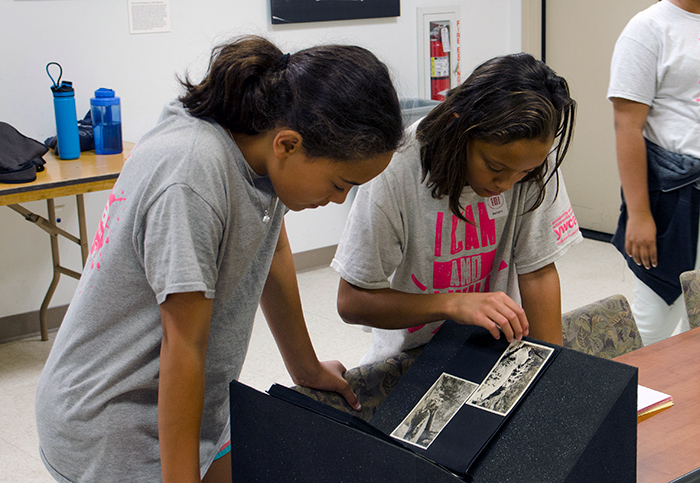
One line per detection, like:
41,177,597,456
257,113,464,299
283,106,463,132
638,385,673,421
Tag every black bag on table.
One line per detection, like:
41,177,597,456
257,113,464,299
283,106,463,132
0,122,48,184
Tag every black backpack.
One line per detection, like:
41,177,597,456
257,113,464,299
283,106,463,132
0,122,48,184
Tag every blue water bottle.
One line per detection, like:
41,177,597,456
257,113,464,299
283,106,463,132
90,88,123,155
47,62,81,160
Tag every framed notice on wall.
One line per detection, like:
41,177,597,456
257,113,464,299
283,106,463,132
128,0,171,34
271,0,400,24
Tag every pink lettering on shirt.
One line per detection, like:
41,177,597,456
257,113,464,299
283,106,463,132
450,213,463,254
450,205,490,254
463,205,480,250
447,204,495,256
406,322,444,334
407,202,501,334
552,207,579,244
433,249,496,291
423,202,501,292
478,202,496,247
90,190,126,270
412,274,428,292
434,212,443,257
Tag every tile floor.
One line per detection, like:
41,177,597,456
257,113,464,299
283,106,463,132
0,237,635,482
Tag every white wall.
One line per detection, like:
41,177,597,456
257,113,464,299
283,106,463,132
0,0,521,318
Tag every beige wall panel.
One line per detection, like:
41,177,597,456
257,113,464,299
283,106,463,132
545,0,655,234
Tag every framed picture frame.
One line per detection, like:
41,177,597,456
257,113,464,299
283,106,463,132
271,0,400,25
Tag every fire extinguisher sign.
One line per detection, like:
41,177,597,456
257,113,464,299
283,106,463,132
432,56,449,78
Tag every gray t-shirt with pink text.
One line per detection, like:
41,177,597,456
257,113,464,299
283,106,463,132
35,100,284,482
332,129,582,364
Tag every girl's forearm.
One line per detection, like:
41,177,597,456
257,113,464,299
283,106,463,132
337,279,451,329
337,278,529,342
260,222,321,384
158,292,213,483
518,263,562,345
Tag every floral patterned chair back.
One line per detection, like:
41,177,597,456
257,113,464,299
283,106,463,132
292,347,423,422
680,269,700,330
562,294,643,359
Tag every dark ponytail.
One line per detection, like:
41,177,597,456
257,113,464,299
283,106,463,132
179,36,403,162
179,36,286,135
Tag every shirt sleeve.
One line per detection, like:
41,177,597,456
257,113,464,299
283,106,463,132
331,175,405,290
140,183,224,304
607,19,659,105
513,171,582,274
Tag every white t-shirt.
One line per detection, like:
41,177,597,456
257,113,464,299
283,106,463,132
332,130,582,364
607,0,700,159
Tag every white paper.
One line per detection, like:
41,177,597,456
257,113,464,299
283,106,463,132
128,0,171,34
638,385,672,413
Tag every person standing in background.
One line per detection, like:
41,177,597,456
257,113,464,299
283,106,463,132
608,0,700,346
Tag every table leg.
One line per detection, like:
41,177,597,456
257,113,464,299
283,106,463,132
77,194,89,265
39,199,61,341
8,196,89,341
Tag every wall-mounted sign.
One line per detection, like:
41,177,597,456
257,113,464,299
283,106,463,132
271,0,400,25
128,0,171,34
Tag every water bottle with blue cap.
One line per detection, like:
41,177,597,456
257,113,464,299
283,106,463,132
90,88,123,155
47,62,81,160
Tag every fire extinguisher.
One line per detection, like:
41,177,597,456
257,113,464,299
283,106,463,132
430,25,450,101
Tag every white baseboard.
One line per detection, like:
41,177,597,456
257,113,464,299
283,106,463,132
1,245,339,344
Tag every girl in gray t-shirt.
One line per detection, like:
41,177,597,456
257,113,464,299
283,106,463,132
333,53,581,364
35,35,404,483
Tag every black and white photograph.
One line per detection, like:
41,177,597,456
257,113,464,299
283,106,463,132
467,340,554,416
391,373,478,449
